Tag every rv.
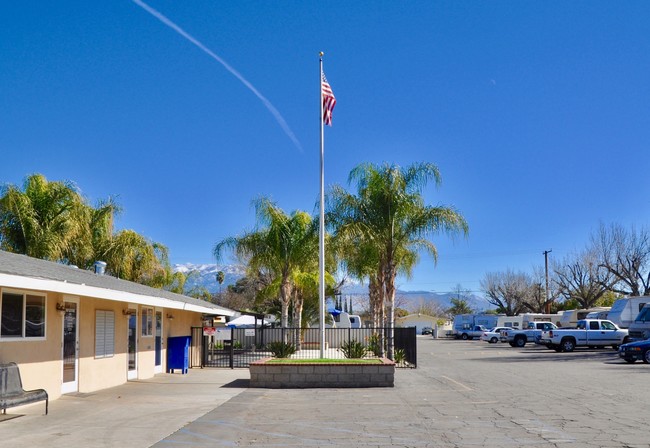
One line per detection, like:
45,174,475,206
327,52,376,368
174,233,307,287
452,314,499,337
331,311,362,328
608,297,648,329
558,307,611,328
627,302,650,341
496,315,523,329
520,313,560,328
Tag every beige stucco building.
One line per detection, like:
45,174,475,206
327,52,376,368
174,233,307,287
0,250,235,405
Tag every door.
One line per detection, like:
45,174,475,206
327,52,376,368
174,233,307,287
154,309,163,373
61,297,79,394
127,307,138,380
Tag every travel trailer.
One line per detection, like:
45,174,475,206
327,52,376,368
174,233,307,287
627,303,650,341
330,311,362,328
607,297,648,329
519,313,560,328
496,315,523,328
452,314,499,337
558,307,611,328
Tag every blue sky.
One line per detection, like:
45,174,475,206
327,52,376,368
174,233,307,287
2,1,649,296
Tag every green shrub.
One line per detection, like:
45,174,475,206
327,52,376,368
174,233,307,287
267,341,296,358
367,333,383,357
393,348,406,364
341,339,367,359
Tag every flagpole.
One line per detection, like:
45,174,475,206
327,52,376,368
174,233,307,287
318,52,326,359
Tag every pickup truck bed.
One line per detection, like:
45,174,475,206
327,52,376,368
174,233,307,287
539,319,629,352
500,321,557,347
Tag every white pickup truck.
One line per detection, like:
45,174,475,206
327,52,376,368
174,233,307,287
499,321,558,347
539,319,630,352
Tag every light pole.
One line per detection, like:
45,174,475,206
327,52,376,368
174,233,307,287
544,250,552,313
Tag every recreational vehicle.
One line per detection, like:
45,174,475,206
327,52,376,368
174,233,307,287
608,297,648,329
558,307,611,328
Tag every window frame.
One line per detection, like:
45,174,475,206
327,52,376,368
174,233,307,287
0,288,47,341
141,306,153,337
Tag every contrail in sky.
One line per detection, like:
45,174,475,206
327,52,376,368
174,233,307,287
131,0,302,151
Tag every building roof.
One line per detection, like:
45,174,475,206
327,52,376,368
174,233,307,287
0,250,235,316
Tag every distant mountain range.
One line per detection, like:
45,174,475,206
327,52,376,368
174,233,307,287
173,263,488,311
173,263,246,293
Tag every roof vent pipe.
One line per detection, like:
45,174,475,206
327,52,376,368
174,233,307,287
94,261,107,275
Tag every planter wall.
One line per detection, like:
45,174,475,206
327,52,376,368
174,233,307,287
249,358,395,388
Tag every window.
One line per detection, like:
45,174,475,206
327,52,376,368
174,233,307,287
95,310,115,358
141,307,153,337
601,321,615,331
1,291,46,339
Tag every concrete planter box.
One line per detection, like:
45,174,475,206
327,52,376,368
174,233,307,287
249,358,395,388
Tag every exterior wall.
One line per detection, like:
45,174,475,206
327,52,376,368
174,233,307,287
396,314,438,334
250,358,395,388
1,290,65,399
1,284,209,402
78,297,127,393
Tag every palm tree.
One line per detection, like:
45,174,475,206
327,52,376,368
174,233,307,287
216,270,225,298
328,162,468,358
0,174,87,260
214,197,319,329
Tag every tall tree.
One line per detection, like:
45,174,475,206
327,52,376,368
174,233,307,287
552,248,615,309
214,197,319,329
591,222,650,296
0,174,173,288
446,297,475,316
328,162,468,358
481,270,536,316
0,174,87,260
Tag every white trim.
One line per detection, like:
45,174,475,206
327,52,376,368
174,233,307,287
154,308,163,374
0,287,47,340
0,273,235,316
61,296,79,394
127,304,138,380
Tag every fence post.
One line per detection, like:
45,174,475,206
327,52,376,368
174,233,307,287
229,327,234,369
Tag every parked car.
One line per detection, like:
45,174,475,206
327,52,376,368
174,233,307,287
421,327,433,335
480,327,512,343
455,325,487,340
618,339,650,363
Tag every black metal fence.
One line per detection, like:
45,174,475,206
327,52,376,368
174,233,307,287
195,326,417,369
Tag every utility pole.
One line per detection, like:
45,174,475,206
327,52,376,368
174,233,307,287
544,249,552,313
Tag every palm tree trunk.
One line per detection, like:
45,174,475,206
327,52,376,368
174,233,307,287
280,279,292,341
292,289,304,351
384,264,397,360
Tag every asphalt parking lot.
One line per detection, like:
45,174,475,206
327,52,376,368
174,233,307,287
4,337,650,447
155,337,650,447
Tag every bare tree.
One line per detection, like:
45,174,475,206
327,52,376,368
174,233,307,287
591,223,650,296
552,248,616,308
410,297,448,317
526,266,558,313
481,270,535,316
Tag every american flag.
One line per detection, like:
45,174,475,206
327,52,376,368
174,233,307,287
321,70,336,126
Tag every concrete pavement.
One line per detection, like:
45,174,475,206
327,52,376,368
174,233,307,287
3,337,650,447
0,368,249,447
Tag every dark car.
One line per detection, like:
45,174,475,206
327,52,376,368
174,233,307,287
421,327,433,335
618,339,650,364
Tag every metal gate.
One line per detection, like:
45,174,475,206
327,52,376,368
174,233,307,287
198,326,417,369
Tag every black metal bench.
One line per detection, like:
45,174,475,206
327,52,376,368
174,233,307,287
0,362,48,415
